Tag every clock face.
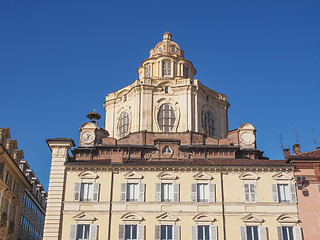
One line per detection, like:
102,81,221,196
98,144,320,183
81,131,95,144
240,132,255,145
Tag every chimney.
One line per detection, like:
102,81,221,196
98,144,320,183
293,144,301,155
284,149,290,159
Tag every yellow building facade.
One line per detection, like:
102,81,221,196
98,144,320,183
44,33,302,240
0,128,47,240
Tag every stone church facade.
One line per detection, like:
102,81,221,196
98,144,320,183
43,33,303,240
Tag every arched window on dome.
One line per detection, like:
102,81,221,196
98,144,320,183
183,65,189,78
162,61,171,77
202,111,215,138
144,64,151,78
157,104,176,132
118,111,129,138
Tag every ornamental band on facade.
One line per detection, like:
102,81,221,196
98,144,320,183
43,33,304,240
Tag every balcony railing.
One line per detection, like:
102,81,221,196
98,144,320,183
0,212,7,227
8,221,14,234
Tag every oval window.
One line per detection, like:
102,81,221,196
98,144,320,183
157,104,176,132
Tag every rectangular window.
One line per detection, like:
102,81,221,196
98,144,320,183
80,183,93,201
161,225,173,240
244,183,256,203
183,66,189,78
246,226,258,240
125,225,137,240
144,65,151,78
278,184,290,203
127,183,139,202
282,226,293,240
76,224,90,240
197,184,209,202
161,183,173,202
198,225,209,240
162,61,171,77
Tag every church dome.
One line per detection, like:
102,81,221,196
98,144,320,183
149,32,184,58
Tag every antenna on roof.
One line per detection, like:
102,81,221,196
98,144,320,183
166,26,168,32
312,127,317,149
280,134,284,151
294,127,299,143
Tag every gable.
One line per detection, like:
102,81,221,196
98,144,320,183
73,212,96,223
276,214,299,223
193,172,213,180
239,172,259,180
156,212,178,223
157,171,178,180
272,172,293,181
124,171,143,179
241,213,264,223
78,171,98,180
121,212,144,222
193,213,215,223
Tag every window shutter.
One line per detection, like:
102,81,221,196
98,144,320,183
173,225,180,240
119,224,125,240
293,226,302,240
74,183,81,201
258,226,267,240
0,162,4,180
89,224,98,240
277,226,283,240
209,183,216,202
92,183,100,202
209,225,218,240
191,225,197,240
137,224,145,240
272,184,279,203
290,184,297,203
173,183,180,202
191,183,197,202
253,184,257,203
120,183,127,202
155,225,161,240
243,183,249,202
70,224,77,240
155,183,161,202
240,226,246,240
138,183,145,202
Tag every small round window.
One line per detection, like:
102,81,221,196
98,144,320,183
162,146,172,154
157,104,176,132
118,111,129,138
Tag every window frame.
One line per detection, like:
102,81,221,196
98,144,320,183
157,104,176,132
144,64,151,78
162,61,172,77
118,111,129,138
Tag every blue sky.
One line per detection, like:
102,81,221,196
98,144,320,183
1,0,319,190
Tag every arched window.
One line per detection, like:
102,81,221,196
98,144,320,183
158,104,176,132
162,146,172,154
118,111,129,138
162,61,171,77
144,64,151,78
203,111,215,138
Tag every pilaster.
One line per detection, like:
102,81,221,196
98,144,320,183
43,138,75,240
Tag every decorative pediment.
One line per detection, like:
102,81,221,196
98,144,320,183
157,171,178,180
272,172,293,181
78,171,98,180
193,172,213,180
242,213,264,223
239,172,259,180
73,212,96,222
121,213,144,222
276,214,299,223
193,214,215,223
124,171,143,180
156,212,178,223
